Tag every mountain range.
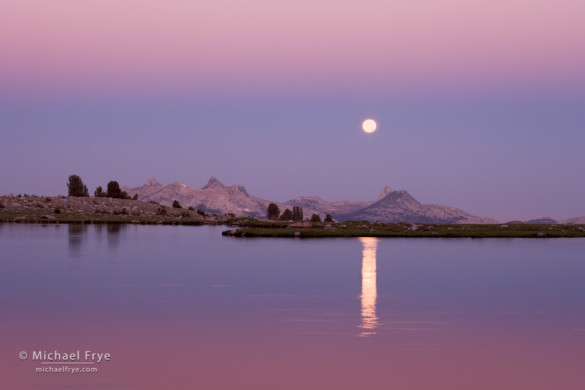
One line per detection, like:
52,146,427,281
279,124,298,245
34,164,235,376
123,177,497,224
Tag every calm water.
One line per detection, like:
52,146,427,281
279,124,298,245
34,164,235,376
1,224,585,389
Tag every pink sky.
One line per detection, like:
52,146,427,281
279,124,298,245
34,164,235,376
1,0,584,91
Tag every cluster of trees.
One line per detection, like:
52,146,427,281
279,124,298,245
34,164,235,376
67,175,137,200
267,203,304,221
266,203,333,223
267,203,301,221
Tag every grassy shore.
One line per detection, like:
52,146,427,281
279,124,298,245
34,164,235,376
0,209,213,225
222,220,585,238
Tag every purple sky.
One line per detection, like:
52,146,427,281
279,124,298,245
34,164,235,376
0,0,584,222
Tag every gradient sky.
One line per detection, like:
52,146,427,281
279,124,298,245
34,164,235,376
0,0,584,221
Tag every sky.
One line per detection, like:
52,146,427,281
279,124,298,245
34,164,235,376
0,0,584,221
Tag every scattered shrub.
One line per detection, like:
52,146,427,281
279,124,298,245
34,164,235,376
181,211,191,218
156,207,167,215
172,200,182,209
132,194,138,200
188,206,195,211
0,201,5,209
324,214,333,223
54,208,61,214
196,209,206,216
113,208,128,215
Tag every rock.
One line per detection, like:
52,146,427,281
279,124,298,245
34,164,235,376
500,224,509,228
294,231,301,237
130,220,140,224
14,216,26,222
41,215,57,221
288,222,312,228
536,232,546,237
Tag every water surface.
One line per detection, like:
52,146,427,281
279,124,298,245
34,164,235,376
1,224,584,389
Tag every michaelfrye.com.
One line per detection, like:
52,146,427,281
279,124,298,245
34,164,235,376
18,349,111,374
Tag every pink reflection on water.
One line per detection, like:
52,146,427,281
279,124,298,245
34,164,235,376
359,237,379,337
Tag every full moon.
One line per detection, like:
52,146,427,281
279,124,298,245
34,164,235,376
362,119,377,133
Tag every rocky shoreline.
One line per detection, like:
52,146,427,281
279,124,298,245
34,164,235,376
2,195,585,238
0,195,226,225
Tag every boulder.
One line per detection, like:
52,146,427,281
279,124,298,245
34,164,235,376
288,222,312,228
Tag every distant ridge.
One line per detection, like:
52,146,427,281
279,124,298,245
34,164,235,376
563,216,585,224
123,177,497,224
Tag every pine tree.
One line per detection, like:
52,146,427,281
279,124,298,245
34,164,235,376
106,181,123,198
67,175,89,197
310,214,321,223
280,208,293,221
267,203,280,220
292,206,304,222
94,186,106,197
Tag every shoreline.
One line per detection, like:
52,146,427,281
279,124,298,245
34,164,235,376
222,221,585,238
2,196,584,238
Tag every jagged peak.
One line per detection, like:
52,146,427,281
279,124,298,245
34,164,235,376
377,186,394,200
146,178,161,186
230,184,248,195
202,176,225,189
375,189,419,204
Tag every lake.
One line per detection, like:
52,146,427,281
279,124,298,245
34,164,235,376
1,224,584,389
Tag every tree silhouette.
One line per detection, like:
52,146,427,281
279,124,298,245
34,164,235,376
292,206,304,222
280,208,293,221
310,214,321,223
94,186,106,198
267,203,280,220
106,181,123,198
67,175,89,197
